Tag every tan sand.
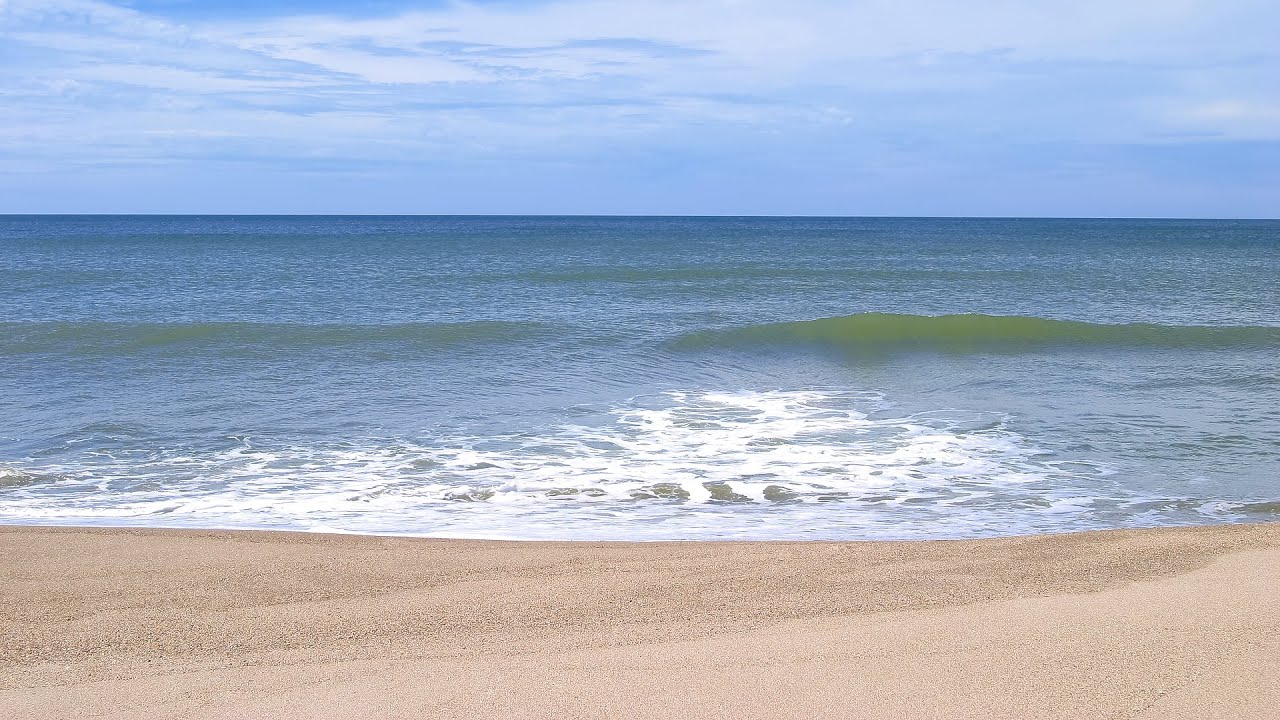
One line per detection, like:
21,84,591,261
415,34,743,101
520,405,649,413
1,523,1278,719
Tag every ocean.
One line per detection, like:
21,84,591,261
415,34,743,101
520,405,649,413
1,215,1277,540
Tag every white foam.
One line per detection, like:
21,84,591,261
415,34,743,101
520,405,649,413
0,390,1167,540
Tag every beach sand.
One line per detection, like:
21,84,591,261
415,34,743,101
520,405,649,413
2,523,1278,719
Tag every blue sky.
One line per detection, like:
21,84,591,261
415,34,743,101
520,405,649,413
1,0,1277,215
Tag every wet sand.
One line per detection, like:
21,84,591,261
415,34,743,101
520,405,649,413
2,523,1278,719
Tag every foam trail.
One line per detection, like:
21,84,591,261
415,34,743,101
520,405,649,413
2,389,1257,540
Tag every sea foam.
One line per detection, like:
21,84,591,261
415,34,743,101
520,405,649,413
1,389,1234,540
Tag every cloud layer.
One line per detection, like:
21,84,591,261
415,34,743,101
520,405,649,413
2,0,1277,215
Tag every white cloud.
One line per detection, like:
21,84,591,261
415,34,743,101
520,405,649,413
0,0,1277,213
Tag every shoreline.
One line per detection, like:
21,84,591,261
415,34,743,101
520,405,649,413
3,522,1278,718
0,516,1270,542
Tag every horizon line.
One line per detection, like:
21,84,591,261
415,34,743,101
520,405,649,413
2,214,1277,221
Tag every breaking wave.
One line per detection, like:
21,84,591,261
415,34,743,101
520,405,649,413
1,390,1263,541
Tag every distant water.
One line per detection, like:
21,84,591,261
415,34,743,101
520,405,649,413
1,216,1278,540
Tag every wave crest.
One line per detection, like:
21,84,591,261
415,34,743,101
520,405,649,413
1,320,546,355
671,313,1280,354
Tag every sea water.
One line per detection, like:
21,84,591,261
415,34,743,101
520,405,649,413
1,216,1277,540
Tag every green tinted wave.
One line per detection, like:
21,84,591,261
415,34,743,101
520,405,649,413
671,313,1280,354
1,320,545,355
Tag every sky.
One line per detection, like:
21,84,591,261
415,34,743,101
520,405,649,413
1,0,1277,216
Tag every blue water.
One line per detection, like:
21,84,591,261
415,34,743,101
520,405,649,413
1,216,1277,539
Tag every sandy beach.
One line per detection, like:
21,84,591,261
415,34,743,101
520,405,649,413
2,522,1278,719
